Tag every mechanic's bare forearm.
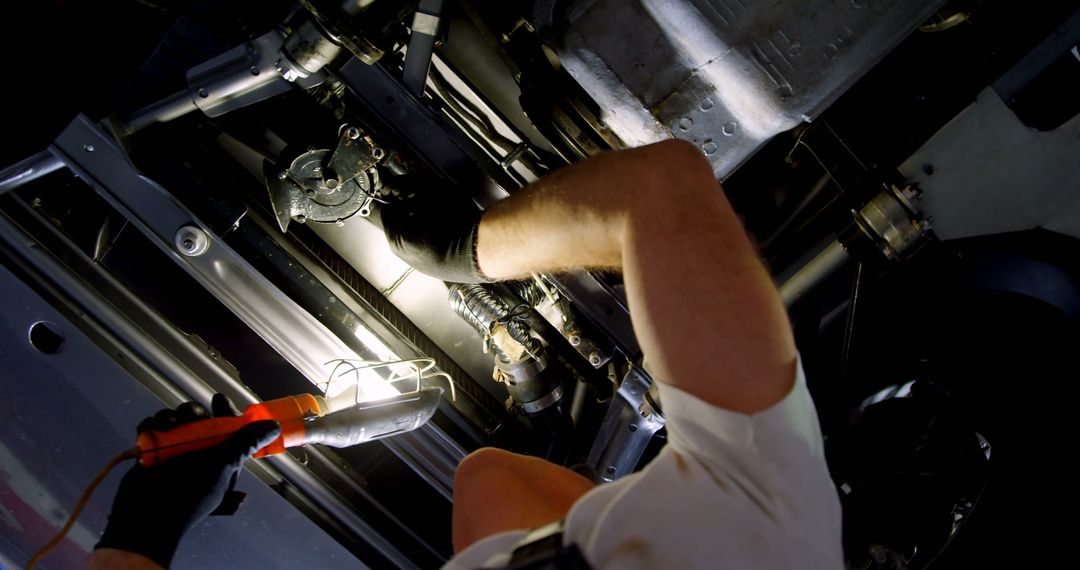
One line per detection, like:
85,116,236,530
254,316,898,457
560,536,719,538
84,549,165,570
477,145,656,278
477,140,797,413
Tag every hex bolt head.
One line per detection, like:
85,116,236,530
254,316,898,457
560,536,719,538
588,352,602,366
174,226,210,256
346,127,361,140
569,334,582,347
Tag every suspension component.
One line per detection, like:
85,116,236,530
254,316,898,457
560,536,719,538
448,283,562,414
449,284,539,361
509,278,613,369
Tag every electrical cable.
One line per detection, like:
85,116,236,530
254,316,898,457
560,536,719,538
26,447,142,570
27,357,453,568
29,358,455,568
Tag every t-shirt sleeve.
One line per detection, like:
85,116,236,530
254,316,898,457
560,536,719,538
657,357,837,522
442,530,526,570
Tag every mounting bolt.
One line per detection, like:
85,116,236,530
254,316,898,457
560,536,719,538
346,127,361,140
588,352,602,366
277,170,289,180
372,147,385,160
174,226,210,256
83,144,95,152
295,214,307,223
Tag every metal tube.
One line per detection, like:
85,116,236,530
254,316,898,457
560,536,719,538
403,0,443,96
0,151,64,195
124,91,200,134
778,239,851,307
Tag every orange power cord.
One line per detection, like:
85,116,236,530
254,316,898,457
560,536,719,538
25,447,142,570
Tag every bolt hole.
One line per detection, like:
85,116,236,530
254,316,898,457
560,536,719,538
628,424,638,432
29,321,64,355
605,466,616,475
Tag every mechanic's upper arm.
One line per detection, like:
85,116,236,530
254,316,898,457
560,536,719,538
621,140,798,414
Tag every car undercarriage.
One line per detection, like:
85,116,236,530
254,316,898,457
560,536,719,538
2,1,1078,568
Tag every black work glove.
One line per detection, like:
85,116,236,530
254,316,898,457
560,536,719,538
375,174,493,283
95,395,280,568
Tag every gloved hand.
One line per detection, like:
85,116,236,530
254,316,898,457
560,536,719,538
95,395,280,568
375,173,493,283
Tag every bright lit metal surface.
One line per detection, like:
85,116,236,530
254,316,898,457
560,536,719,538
50,115,397,403
215,131,508,427
778,239,851,307
559,0,947,179
899,88,1080,240
586,367,665,482
0,151,64,195
309,218,504,396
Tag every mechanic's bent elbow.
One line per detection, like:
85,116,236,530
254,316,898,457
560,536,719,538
632,139,722,207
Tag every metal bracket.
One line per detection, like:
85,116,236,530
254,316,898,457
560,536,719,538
586,367,665,482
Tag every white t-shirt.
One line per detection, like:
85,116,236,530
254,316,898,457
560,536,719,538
445,361,844,569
